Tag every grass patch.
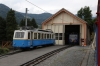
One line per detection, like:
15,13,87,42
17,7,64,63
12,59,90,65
0,47,10,55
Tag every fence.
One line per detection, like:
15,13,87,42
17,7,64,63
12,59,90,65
2,41,12,48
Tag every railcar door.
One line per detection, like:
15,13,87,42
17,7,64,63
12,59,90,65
28,32,33,48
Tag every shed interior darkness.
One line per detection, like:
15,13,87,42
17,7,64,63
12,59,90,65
65,25,80,45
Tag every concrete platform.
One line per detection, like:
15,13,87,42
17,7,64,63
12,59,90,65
81,46,96,66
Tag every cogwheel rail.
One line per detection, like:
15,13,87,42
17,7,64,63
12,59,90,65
20,45,72,66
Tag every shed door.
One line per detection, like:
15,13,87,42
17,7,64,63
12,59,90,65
65,25,80,45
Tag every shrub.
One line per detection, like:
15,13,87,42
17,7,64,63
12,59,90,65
0,47,9,55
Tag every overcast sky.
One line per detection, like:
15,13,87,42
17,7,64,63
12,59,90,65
0,0,98,17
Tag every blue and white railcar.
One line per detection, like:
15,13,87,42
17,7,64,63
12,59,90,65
13,29,55,49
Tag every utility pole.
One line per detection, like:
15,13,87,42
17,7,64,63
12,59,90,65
25,8,28,29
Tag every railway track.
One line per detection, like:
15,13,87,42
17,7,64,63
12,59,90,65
20,45,72,66
0,49,22,59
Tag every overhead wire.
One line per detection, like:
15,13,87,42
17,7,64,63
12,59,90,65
25,0,70,23
25,0,48,13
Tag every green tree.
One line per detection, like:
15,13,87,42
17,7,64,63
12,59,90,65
20,18,31,26
0,16,6,44
31,18,38,28
77,6,93,32
27,19,32,26
92,17,97,31
77,6,92,24
83,6,92,25
19,18,38,28
19,19,25,27
6,9,18,41
77,8,83,19
92,17,96,23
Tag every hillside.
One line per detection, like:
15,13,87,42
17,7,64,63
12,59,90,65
0,4,52,25
21,13,52,25
0,4,24,24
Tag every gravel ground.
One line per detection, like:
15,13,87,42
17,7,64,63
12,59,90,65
36,46,96,66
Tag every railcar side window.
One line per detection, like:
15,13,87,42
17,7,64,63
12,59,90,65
50,34,51,39
38,33,40,39
53,34,55,39
15,32,24,38
41,33,42,39
47,34,49,39
42,33,43,39
40,33,42,39
34,33,37,39
28,32,30,39
45,34,46,39
52,34,54,39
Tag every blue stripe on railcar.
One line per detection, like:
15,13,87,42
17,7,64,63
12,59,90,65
13,40,31,48
13,39,55,48
33,39,55,46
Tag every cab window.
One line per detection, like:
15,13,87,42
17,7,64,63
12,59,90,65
15,32,24,38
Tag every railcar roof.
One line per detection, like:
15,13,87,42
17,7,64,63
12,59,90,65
14,29,53,33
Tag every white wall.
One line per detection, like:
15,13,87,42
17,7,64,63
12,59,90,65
43,12,87,45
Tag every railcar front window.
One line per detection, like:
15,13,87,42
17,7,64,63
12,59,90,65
15,32,24,38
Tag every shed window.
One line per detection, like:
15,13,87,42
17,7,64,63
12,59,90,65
59,33,63,40
55,33,58,40
55,33,63,40
59,37,62,40
59,33,62,36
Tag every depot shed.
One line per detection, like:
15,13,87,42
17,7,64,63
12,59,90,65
42,8,90,46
